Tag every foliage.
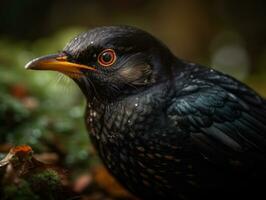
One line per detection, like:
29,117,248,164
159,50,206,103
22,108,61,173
0,28,94,168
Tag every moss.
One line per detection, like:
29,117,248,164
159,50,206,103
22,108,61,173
28,169,61,192
1,169,65,200
3,180,39,200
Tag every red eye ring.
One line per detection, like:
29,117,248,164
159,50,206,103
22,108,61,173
97,49,116,67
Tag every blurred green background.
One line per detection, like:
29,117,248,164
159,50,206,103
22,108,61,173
0,0,266,178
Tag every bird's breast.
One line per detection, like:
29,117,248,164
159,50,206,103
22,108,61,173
84,95,203,198
85,96,155,144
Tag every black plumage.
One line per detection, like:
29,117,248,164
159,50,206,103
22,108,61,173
26,26,266,200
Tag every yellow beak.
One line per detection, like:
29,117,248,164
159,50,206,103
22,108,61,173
25,54,95,78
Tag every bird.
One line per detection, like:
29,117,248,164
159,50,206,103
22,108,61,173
25,26,266,200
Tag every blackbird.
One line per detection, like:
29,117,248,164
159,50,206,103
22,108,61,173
25,26,266,199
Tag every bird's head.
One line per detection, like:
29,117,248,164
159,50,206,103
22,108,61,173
26,26,176,102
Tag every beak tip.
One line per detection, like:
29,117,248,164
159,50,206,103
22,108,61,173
24,62,31,69
25,58,37,70
24,54,60,71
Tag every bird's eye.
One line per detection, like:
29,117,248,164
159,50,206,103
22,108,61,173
97,49,116,67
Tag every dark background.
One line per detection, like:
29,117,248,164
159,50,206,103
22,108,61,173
0,0,266,199
1,0,266,72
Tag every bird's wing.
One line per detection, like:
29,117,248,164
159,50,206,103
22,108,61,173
167,68,266,168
